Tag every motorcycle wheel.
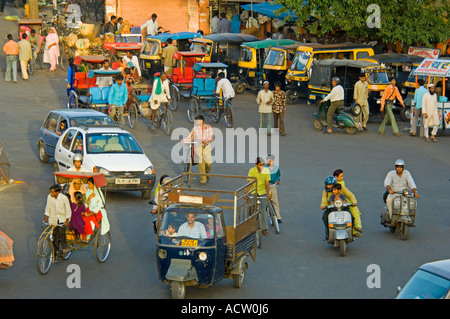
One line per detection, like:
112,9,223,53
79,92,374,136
339,239,346,257
400,224,409,240
345,127,356,135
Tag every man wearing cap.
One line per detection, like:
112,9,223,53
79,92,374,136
422,83,439,142
354,72,369,131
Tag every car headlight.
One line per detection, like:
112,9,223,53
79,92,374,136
144,166,154,175
334,200,343,209
198,252,207,261
96,167,111,176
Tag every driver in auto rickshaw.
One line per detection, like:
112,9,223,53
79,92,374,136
177,213,207,239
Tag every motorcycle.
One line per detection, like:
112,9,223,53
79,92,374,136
324,199,354,257
381,189,417,240
313,100,362,135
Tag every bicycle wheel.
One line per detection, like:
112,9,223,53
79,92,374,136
224,100,234,128
94,230,111,263
36,238,54,275
187,98,198,123
266,201,280,234
163,109,173,135
169,85,180,111
256,211,262,249
127,103,138,129
67,91,78,109
59,42,66,71
28,59,35,76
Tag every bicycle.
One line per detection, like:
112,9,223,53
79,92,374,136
188,96,234,128
247,195,271,248
152,103,174,136
181,141,198,187
266,199,280,234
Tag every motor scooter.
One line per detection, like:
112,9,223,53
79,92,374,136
324,200,354,257
313,100,362,134
381,189,417,240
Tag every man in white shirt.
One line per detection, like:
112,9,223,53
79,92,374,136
422,83,439,142
43,184,72,256
215,72,235,99
122,51,141,77
141,13,158,37
210,10,220,34
321,77,344,134
96,59,113,89
384,159,419,220
256,81,274,135
177,213,207,239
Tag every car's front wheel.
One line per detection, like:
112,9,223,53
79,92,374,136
38,142,50,163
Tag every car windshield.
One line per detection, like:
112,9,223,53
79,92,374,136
367,71,390,84
158,211,224,245
71,116,113,126
264,50,285,66
289,51,311,71
86,132,143,154
397,270,450,299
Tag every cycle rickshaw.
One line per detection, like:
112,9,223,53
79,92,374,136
187,62,234,127
36,171,112,275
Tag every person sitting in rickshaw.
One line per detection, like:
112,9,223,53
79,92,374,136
177,213,207,239
96,59,113,89
85,177,110,237
122,51,141,77
162,224,178,237
68,178,87,204
70,191,86,236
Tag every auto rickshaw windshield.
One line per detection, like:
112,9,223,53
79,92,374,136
265,50,285,66
367,70,391,84
159,211,224,243
142,40,160,56
191,42,211,55
289,51,311,71
240,47,252,62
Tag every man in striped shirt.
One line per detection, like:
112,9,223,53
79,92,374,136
377,77,405,136
182,115,214,185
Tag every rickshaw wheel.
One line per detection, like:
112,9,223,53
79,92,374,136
233,267,246,288
58,42,66,71
224,101,234,128
163,109,173,135
169,86,180,111
94,231,111,263
68,91,79,109
187,99,199,123
171,281,186,299
127,103,138,129
234,81,246,94
36,238,54,275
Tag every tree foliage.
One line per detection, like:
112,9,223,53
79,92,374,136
274,0,450,46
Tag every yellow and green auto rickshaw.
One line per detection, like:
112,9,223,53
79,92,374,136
190,33,260,82
262,42,301,91
234,39,298,94
285,43,375,103
140,32,202,80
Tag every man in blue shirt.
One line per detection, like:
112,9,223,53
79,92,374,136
108,74,128,124
410,79,428,137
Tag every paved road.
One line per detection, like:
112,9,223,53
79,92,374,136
1,5,449,300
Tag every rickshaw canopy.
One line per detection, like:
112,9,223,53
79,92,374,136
363,53,424,66
87,69,122,78
173,51,207,59
413,58,450,77
74,55,108,66
146,32,202,42
194,33,260,44
193,62,228,72
241,39,297,50
54,171,107,188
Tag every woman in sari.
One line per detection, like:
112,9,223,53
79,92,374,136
69,178,87,204
0,230,14,270
84,177,110,237
43,27,60,71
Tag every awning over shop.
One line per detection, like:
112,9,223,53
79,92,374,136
241,2,303,21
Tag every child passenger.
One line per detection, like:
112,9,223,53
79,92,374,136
70,191,86,236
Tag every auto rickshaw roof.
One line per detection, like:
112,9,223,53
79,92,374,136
362,53,424,65
193,62,228,72
146,32,202,42
268,42,302,51
195,32,260,44
173,51,206,59
241,39,297,49
297,42,373,51
74,55,108,65
54,171,107,188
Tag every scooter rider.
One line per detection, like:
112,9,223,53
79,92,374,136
383,159,419,222
321,176,356,239
68,153,89,172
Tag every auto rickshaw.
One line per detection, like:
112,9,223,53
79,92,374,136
140,32,202,80
190,33,260,82
285,43,375,102
262,42,301,91
308,59,392,133
360,53,424,121
235,39,297,94
154,173,259,299
410,58,450,132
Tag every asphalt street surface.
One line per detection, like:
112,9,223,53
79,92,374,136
0,5,449,300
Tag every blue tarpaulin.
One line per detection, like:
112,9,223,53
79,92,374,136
241,2,300,21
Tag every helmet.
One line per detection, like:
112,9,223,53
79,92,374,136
394,159,405,167
324,175,337,192
73,153,83,163
331,77,340,85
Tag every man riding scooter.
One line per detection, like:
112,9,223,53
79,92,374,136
321,176,357,239
383,159,419,223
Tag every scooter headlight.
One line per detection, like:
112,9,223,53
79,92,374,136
334,200,343,209
403,189,410,196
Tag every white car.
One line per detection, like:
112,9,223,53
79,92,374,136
54,125,156,199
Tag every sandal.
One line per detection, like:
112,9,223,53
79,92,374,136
431,137,437,142
426,138,431,142
262,230,269,237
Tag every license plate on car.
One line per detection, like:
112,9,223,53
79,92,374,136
181,239,198,247
115,178,140,185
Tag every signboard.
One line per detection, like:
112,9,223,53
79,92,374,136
408,46,441,59
413,59,450,77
